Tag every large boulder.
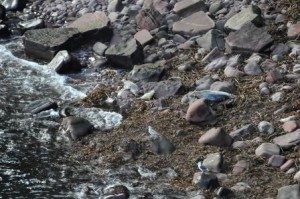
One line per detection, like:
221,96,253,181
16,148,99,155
225,22,273,54
224,5,264,31
105,39,144,68
47,50,84,74
172,11,215,36
23,28,81,60
68,11,112,41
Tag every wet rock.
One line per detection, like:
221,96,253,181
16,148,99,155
26,99,58,114
225,22,273,54
70,107,122,130
47,50,83,74
172,11,215,36
2,0,25,11
105,39,144,68
128,60,165,82
173,0,206,17
196,29,225,51
216,187,234,198
142,78,182,99
202,152,223,173
192,172,219,190
0,24,9,38
134,29,153,46
182,90,234,104
136,8,163,30
103,185,130,199
288,21,300,39
232,160,249,175
23,28,81,60
229,124,256,140
19,19,44,31
268,155,285,167
93,42,108,56
282,121,299,133
0,5,5,21
280,159,295,172
185,99,215,123
60,116,94,140
277,184,300,199
148,126,175,155
273,130,300,149
258,121,274,134
68,11,111,41
224,5,263,31
255,143,280,158
199,127,233,147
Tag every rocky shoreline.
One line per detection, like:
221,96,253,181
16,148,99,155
1,0,300,198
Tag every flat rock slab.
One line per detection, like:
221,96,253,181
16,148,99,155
225,22,273,54
172,11,215,36
273,130,300,149
105,39,144,68
224,5,263,31
173,0,206,17
134,29,153,46
68,11,111,41
23,28,81,60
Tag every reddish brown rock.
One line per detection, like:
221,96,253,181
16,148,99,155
232,160,249,175
282,121,299,133
185,99,215,123
198,127,233,147
273,130,300,149
266,69,283,84
288,21,300,39
280,159,295,172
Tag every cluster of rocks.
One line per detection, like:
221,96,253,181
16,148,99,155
2,0,300,198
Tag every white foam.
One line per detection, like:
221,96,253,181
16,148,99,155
0,44,86,101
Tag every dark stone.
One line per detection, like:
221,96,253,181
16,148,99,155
193,172,219,190
60,117,94,140
47,50,84,74
142,78,182,99
136,8,164,30
25,99,58,114
103,185,130,199
23,28,81,60
105,39,144,68
0,5,6,21
225,22,273,54
128,60,165,82
0,24,9,38
2,0,26,11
